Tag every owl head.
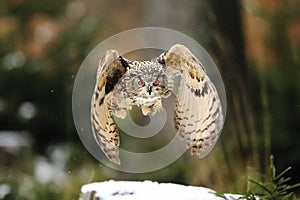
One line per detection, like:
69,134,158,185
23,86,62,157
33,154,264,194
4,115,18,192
126,60,170,103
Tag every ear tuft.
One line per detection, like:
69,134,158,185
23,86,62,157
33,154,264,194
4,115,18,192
119,56,129,68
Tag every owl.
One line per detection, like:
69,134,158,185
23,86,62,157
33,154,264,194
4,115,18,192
91,44,224,165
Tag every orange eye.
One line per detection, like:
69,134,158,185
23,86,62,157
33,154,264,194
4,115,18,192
153,80,159,86
138,80,145,87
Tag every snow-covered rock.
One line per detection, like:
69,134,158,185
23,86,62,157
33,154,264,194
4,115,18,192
79,180,239,200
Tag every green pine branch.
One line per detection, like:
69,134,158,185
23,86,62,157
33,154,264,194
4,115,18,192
215,155,300,200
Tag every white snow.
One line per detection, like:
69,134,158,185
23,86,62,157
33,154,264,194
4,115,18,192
0,184,11,199
80,180,240,200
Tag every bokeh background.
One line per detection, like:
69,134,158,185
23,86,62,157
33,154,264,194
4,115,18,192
0,0,299,199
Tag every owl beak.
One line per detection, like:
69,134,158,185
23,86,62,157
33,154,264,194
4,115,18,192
148,85,152,95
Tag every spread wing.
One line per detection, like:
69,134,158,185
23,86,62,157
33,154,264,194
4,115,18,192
91,50,129,165
160,44,224,158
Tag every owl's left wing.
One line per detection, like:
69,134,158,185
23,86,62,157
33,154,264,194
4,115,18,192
159,44,224,158
91,50,129,165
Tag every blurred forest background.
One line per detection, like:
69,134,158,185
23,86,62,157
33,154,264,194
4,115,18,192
0,0,299,199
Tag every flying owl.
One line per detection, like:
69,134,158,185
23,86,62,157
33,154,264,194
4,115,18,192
91,44,224,165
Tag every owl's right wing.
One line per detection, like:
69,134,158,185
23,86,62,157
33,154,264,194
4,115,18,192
160,44,224,158
91,50,129,165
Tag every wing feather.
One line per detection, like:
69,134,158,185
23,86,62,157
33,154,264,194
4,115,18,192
91,50,128,165
162,44,224,158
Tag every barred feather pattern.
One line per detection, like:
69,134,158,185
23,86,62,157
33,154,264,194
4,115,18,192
161,45,224,157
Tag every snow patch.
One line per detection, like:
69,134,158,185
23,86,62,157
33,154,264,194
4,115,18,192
80,180,240,200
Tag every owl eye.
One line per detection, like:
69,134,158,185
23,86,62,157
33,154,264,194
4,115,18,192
153,80,159,86
138,80,145,87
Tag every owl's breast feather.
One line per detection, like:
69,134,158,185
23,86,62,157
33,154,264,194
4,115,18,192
135,96,161,104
